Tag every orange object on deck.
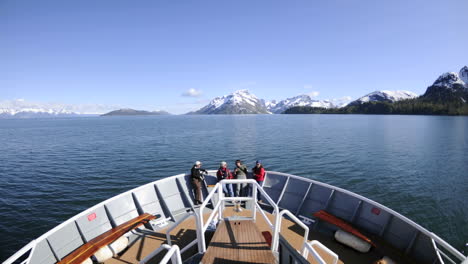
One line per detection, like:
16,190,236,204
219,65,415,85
313,210,375,247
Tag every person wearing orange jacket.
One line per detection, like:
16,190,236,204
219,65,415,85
252,160,266,202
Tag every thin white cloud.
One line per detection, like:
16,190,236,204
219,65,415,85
307,91,320,98
181,88,202,97
303,85,320,98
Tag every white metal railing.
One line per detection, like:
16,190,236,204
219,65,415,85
165,212,200,254
273,210,310,254
198,179,280,252
2,240,36,264
274,209,339,264
303,240,339,264
273,209,338,264
139,244,182,264
431,237,463,264
267,171,467,263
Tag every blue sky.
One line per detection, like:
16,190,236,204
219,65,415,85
1,0,467,114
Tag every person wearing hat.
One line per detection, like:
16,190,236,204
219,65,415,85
191,161,207,205
216,161,234,197
252,160,266,202
234,159,248,197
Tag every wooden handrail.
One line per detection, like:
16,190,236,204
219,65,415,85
58,213,156,264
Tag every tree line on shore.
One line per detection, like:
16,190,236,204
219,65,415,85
284,98,468,116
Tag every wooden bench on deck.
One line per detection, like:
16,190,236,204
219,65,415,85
58,213,156,264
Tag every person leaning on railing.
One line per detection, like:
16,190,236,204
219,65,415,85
191,161,207,205
252,160,266,202
216,161,234,197
234,159,249,197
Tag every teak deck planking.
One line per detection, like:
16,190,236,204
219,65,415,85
201,220,276,264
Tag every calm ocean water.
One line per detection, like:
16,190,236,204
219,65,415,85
0,115,467,260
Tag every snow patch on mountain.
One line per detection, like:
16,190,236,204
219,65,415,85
0,108,74,115
0,99,121,118
458,66,468,87
265,100,278,109
267,95,335,114
190,90,269,114
423,66,468,102
432,72,466,89
349,90,418,106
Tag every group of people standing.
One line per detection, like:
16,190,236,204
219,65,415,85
190,159,266,205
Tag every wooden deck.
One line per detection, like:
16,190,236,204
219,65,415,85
103,207,345,264
201,220,276,264
104,206,415,264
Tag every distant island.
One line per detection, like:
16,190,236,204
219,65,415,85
101,108,170,116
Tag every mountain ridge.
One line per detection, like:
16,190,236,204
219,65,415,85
188,89,420,114
347,90,418,106
101,108,170,116
188,90,270,114
284,65,468,116
267,95,335,114
4,66,465,117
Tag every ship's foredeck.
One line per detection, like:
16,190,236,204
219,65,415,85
5,172,465,264
103,205,415,264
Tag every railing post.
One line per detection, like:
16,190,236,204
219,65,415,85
253,183,257,222
198,206,206,253
218,184,223,221
2,240,36,264
197,213,204,253
273,210,311,254
200,212,207,252
272,208,280,251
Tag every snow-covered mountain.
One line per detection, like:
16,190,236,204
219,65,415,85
431,72,466,90
267,95,335,114
189,90,269,114
0,109,81,118
459,66,468,85
0,99,122,118
422,66,468,102
348,90,418,106
0,102,79,118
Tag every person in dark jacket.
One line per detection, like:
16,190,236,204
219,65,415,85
191,161,207,205
252,160,266,202
216,161,234,197
234,159,248,197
